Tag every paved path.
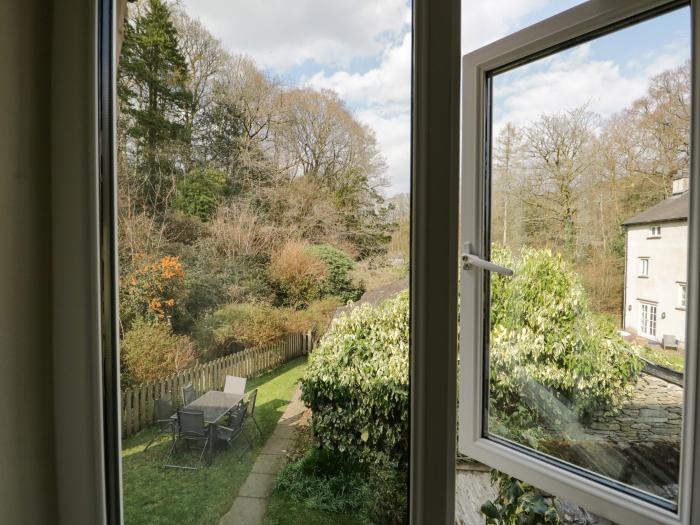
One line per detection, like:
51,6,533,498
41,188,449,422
218,387,306,525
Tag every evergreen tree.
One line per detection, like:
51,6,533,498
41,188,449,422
118,0,191,213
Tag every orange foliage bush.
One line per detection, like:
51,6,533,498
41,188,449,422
120,255,186,331
268,240,327,308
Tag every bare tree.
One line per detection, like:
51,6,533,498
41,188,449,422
520,105,596,257
492,123,523,249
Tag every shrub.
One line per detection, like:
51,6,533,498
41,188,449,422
173,168,230,221
163,209,207,245
481,471,560,525
121,319,196,386
282,297,341,337
489,246,642,430
119,255,186,332
362,458,408,525
309,244,364,303
194,302,287,359
273,447,368,514
301,291,409,465
273,433,408,524
269,240,327,308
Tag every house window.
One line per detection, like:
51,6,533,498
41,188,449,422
640,302,658,338
650,225,662,237
679,283,687,309
639,257,649,277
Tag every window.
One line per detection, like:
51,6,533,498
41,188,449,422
650,225,662,237
459,1,697,524
679,283,687,309
106,0,416,523
640,301,658,338
639,257,650,277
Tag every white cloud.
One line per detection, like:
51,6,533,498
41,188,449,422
181,0,410,70
461,0,551,54
493,42,689,134
306,33,411,196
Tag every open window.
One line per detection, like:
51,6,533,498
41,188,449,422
459,1,698,523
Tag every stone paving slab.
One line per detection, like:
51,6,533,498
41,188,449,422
260,436,294,456
218,386,306,525
251,453,286,475
219,497,267,525
238,473,276,498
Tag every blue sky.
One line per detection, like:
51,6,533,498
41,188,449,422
180,0,690,196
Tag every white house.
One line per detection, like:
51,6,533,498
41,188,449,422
622,173,689,345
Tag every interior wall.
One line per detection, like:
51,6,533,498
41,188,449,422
0,1,58,522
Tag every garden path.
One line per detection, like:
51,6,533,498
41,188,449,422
219,387,306,525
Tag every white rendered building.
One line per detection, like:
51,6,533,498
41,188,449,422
623,174,689,345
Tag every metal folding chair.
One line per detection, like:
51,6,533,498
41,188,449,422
144,397,177,452
223,375,246,395
163,410,210,470
216,402,251,459
245,388,263,438
182,383,196,406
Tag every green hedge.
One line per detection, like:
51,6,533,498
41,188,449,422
301,291,409,465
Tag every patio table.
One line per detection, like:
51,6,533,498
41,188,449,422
172,390,244,459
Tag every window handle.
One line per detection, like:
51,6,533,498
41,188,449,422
461,242,514,276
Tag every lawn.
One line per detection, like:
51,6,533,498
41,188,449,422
122,357,308,525
639,345,685,372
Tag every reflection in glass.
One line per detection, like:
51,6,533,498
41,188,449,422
487,7,690,504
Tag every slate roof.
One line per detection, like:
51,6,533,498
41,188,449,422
622,191,689,226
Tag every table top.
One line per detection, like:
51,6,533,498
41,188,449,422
174,391,244,425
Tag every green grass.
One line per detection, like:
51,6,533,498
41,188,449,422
639,345,685,373
262,494,365,525
122,357,308,525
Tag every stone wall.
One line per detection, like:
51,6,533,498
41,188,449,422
586,373,682,445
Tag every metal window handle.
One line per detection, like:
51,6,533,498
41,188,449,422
461,242,514,276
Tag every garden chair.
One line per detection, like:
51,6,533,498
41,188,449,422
244,388,263,438
144,397,177,452
223,375,246,395
182,383,196,406
163,410,210,470
216,402,251,459
663,334,678,350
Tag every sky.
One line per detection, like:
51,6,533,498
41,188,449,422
181,0,690,196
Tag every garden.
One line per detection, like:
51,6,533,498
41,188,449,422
113,2,684,523
121,357,307,525
265,246,645,524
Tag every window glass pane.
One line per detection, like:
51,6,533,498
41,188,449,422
116,0,412,523
486,6,690,506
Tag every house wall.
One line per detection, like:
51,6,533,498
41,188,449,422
624,221,688,343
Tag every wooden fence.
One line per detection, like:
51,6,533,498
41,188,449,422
121,332,312,438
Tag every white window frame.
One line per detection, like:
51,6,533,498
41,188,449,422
651,225,662,237
640,257,650,277
459,1,699,524
640,301,658,338
61,0,463,523
679,282,688,309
